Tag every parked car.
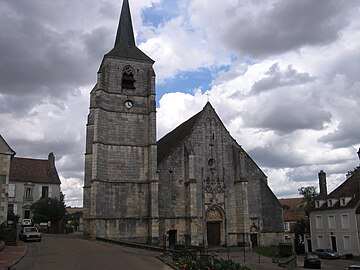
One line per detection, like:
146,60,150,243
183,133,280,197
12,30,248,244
346,266,360,270
304,253,321,269
21,219,33,227
19,226,42,242
312,249,341,259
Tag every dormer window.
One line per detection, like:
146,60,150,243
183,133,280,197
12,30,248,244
122,65,136,89
341,198,346,206
315,201,320,208
328,199,333,207
340,197,351,206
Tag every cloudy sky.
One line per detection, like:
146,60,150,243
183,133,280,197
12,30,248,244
1,0,359,207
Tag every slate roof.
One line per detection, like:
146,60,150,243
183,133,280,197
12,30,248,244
157,109,202,164
105,0,153,62
314,168,360,211
9,154,61,185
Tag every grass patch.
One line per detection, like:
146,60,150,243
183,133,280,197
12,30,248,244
252,246,279,258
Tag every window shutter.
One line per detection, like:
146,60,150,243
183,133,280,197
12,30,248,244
8,184,15,198
14,204,18,215
39,186,42,199
49,186,52,198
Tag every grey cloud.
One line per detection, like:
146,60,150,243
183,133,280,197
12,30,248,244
249,145,303,169
286,159,357,183
244,97,332,134
83,27,114,61
325,48,360,94
0,2,108,117
251,63,315,94
7,134,82,161
221,0,355,58
319,121,360,148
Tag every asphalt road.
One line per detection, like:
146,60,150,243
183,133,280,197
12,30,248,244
11,233,360,270
12,233,172,270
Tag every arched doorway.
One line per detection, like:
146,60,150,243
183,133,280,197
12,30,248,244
206,206,223,246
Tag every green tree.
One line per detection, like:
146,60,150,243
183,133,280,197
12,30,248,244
294,186,318,254
31,192,66,232
293,219,309,254
298,186,318,217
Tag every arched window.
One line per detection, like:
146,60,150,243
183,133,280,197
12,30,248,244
122,65,136,90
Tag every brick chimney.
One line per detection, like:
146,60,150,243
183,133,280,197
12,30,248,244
318,170,327,198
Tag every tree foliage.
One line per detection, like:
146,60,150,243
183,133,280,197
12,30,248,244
293,219,310,254
31,193,66,224
298,186,318,216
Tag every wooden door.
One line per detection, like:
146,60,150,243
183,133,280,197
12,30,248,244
250,233,258,247
169,230,177,248
207,222,220,246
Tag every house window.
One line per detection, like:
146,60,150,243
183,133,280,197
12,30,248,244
328,215,335,229
284,222,290,231
315,201,320,208
8,204,14,215
8,204,18,215
8,184,15,198
25,188,32,198
328,199,333,207
317,235,324,248
42,186,49,198
316,215,323,229
343,236,351,251
341,214,350,229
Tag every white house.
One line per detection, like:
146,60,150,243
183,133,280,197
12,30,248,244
310,152,360,256
8,153,61,222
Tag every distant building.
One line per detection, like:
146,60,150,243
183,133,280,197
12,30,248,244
8,153,61,222
309,149,360,256
0,135,16,224
66,207,83,232
83,0,284,247
279,198,306,241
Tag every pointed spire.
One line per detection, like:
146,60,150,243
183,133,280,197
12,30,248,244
105,0,154,62
114,0,136,48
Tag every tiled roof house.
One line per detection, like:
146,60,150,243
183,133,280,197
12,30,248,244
8,153,61,221
279,198,307,240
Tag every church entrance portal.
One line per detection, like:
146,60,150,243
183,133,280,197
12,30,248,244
206,206,223,246
207,222,220,246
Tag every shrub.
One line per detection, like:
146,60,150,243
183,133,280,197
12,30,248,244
174,248,251,270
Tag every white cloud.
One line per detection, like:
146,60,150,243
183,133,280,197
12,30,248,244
1,0,360,206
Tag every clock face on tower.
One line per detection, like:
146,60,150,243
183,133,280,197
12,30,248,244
124,100,133,109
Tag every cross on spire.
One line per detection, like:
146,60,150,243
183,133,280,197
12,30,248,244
205,92,211,102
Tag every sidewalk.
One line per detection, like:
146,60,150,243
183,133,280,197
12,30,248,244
0,243,27,270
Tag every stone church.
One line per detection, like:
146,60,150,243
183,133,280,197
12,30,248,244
83,0,283,247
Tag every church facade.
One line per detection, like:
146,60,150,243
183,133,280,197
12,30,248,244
83,0,283,247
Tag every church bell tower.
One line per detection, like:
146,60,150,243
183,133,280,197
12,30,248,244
83,0,159,243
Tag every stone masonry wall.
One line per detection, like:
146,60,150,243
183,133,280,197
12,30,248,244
83,55,158,241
